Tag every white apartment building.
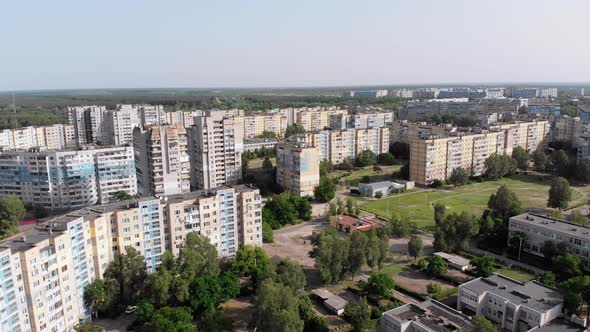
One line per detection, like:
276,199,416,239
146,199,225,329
458,274,563,332
296,108,348,132
509,213,590,271
243,112,288,138
189,111,244,190
165,110,201,127
302,127,389,164
0,185,261,331
0,146,137,210
133,125,191,197
103,106,141,145
276,139,320,197
138,104,166,127
67,105,107,144
349,111,394,129
0,124,75,150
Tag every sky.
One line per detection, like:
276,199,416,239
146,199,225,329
1,0,589,90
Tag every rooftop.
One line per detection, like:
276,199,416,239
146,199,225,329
383,299,474,332
330,215,383,231
460,274,562,312
434,252,470,268
510,212,590,239
359,181,399,189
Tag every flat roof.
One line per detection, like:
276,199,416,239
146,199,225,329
434,252,470,267
510,212,590,239
383,299,474,332
325,295,348,310
461,274,562,312
311,288,334,300
532,318,586,332
359,181,398,189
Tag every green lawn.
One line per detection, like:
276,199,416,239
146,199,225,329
497,267,535,282
248,157,276,169
360,174,582,229
333,165,401,187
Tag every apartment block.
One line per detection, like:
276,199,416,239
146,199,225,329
389,120,456,144
0,146,137,210
296,108,347,132
410,121,549,186
0,124,76,150
457,274,563,332
103,106,141,145
350,111,394,129
243,112,288,138
276,139,320,197
133,125,191,197
509,213,590,271
189,111,244,190
67,105,107,144
138,104,166,128
165,110,201,127
379,299,475,332
302,127,389,165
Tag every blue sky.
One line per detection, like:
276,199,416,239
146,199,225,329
1,0,589,90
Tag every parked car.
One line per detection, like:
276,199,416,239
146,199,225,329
125,306,136,314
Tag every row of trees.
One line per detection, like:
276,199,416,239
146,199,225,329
328,197,361,216
310,230,389,284
0,195,26,239
242,146,276,161
263,193,312,230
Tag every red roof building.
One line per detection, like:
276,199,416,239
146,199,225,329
329,214,383,234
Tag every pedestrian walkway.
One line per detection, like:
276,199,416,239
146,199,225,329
467,247,544,275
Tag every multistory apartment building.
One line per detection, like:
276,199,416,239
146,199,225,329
0,146,137,210
348,90,388,98
189,111,244,190
296,108,347,132
0,184,261,331
67,105,107,144
276,139,320,197
102,105,141,145
133,125,191,197
0,124,75,150
578,135,590,162
509,213,590,271
399,100,519,122
389,120,456,144
138,104,166,127
302,127,389,164
243,112,288,138
165,110,201,127
488,121,550,155
551,116,583,147
349,111,394,129
537,88,558,98
457,274,563,332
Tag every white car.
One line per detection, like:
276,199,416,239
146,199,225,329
125,306,136,314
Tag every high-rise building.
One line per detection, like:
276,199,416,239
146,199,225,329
138,104,166,127
276,139,320,197
0,184,261,331
302,127,389,165
0,146,137,210
243,112,288,138
296,108,347,132
0,124,76,150
133,125,191,197
67,105,107,144
165,110,202,127
189,111,244,190
103,106,141,145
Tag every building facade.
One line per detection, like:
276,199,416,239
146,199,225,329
133,125,191,197
0,146,137,210
103,106,141,145
276,140,320,197
189,111,244,190
0,124,76,151
296,108,347,132
243,113,288,138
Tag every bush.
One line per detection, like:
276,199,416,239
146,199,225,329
374,191,383,199
430,179,444,188
370,306,381,319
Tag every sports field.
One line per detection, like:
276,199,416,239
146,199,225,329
359,174,582,228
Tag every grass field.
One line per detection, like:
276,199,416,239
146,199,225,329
497,267,535,282
359,174,583,228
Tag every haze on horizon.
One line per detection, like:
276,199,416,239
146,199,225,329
2,0,589,91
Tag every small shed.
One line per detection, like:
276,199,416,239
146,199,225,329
434,252,471,271
311,288,349,315
359,181,402,197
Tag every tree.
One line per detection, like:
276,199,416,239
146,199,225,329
577,157,590,183
0,195,25,238
264,193,297,228
364,272,395,299
550,149,571,177
378,152,396,165
484,154,517,180
232,245,273,284
433,212,479,252
348,231,368,279
328,202,338,216
346,198,355,215
399,162,409,180
355,150,378,167
262,222,274,243
75,323,103,332
548,177,572,209
200,308,234,332
472,315,496,332
430,179,444,188
448,167,469,187
113,190,133,201
532,150,548,172
179,232,220,279
337,198,346,215
285,124,306,138
311,230,350,285
365,233,383,271
298,295,329,332
314,177,336,202
344,298,370,332
136,301,155,323
353,201,361,216
570,210,589,226
254,280,304,332
84,279,117,317
426,256,448,277
541,240,558,261
374,191,383,198
390,142,410,159
388,213,411,238
258,130,277,139
275,259,306,292
553,253,582,282
189,275,223,316
408,235,423,260
289,195,312,221
471,256,495,278
560,275,590,315
105,247,147,307
537,271,557,287
262,157,273,169
319,161,334,177
487,185,522,221
511,146,530,170
152,307,196,332
434,203,446,224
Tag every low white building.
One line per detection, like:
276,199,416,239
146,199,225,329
434,252,471,271
359,181,403,197
380,299,475,332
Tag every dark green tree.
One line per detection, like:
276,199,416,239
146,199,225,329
354,150,378,167
105,247,147,307
553,253,582,282
532,150,548,172
346,198,355,214
471,256,495,278
487,185,522,220
310,230,350,284
262,222,274,243
200,308,234,332
364,272,395,299
0,195,26,238
262,157,273,169
511,146,530,170
275,259,306,292
152,307,196,332
484,154,517,180
285,124,306,138
434,203,446,224
348,231,368,280
113,191,134,201
232,245,274,284
448,167,469,187
378,152,397,165
313,177,336,202
408,235,423,260
426,256,448,277
577,157,590,183
84,279,118,317
548,177,572,209
344,298,371,332
433,212,479,252
550,149,571,177
472,315,496,332
254,280,304,332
